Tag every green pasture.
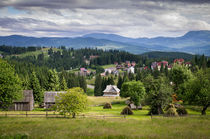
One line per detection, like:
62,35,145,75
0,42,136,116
0,96,210,139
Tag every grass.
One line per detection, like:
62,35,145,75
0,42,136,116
0,115,210,139
0,97,210,139
101,64,116,69
6,48,61,59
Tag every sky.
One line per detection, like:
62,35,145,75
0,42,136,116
0,0,210,38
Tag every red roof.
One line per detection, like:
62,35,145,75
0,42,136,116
174,59,184,63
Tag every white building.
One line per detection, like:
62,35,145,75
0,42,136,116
103,85,120,97
127,66,135,74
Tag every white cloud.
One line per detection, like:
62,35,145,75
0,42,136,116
0,0,210,38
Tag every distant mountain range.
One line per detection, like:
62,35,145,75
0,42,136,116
0,30,210,55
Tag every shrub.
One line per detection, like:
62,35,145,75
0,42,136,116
103,103,112,109
121,106,133,115
176,106,188,115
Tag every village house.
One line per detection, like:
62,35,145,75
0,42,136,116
174,58,184,64
10,90,34,111
104,67,116,74
79,68,90,76
103,85,120,97
151,61,168,70
185,62,192,67
44,91,66,109
127,66,135,74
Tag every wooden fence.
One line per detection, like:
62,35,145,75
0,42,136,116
0,111,126,119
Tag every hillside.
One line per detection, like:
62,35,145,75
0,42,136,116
140,51,194,60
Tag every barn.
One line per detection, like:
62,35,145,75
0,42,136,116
10,90,34,111
44,91,66,109
103,85,120,97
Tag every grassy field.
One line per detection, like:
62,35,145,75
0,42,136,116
0,97,210,139
101,64,116,69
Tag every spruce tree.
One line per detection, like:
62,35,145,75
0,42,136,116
79,75,87,92
94,74,102,96
47,69,60,91
30,71,43,104
117,75,123,89
136,69,142,81
60,75,68,91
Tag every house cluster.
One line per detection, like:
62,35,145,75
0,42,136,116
101,61,136,76
149,58,191,71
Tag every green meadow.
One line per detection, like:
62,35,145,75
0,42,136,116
0,97,210,139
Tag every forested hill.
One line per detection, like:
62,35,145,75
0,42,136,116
0,30,210,55
140,51,194,60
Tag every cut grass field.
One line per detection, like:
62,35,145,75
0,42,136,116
0,97,210,139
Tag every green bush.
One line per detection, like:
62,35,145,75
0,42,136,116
176,106,188,115
103,103,112,109
121,106,133,115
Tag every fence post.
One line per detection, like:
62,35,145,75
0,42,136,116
5,112,7,117
46,111,48,118
124,115,126,119
151,113,153,119
26,111,28,117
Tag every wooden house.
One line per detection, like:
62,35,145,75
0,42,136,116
103,85,120,97
10,90,34,111
44,91,66,109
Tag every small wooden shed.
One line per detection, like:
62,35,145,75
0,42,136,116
10,90,34,111
44,91,66,109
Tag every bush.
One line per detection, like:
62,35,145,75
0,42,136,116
103,103,112,109
176,106,188,115
165,104,178,117
121,106,133,115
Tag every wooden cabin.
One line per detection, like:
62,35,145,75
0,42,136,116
10,90,34,111
44,91,66,109
103,85,120,97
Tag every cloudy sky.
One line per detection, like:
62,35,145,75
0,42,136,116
0,0,210,38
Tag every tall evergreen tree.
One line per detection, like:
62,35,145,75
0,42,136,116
160,63,164,73
94,74,102,96
47,69,60,91
79,75,87,92
164,65,168,77
30,71,43,104
107,76,115,85
117,75,123,89
60,75,68,91
136,69,142,81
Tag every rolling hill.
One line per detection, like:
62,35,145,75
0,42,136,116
0,30,210,55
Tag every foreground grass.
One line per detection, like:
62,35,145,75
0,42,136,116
0,116,210,139
0,97,210,138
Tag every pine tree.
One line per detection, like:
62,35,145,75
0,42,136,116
153,67,160,79
164,65,168,77
79,75,87,92
128,72,135,81
108,76,115,85
136,69,142,81
60,75,68,91
160,63,164,73
30,71,43,103
47,69,60,91
117,75,123,89
123,72,129,82
94,74,102,96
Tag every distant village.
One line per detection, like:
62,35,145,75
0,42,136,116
79,56,192,77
